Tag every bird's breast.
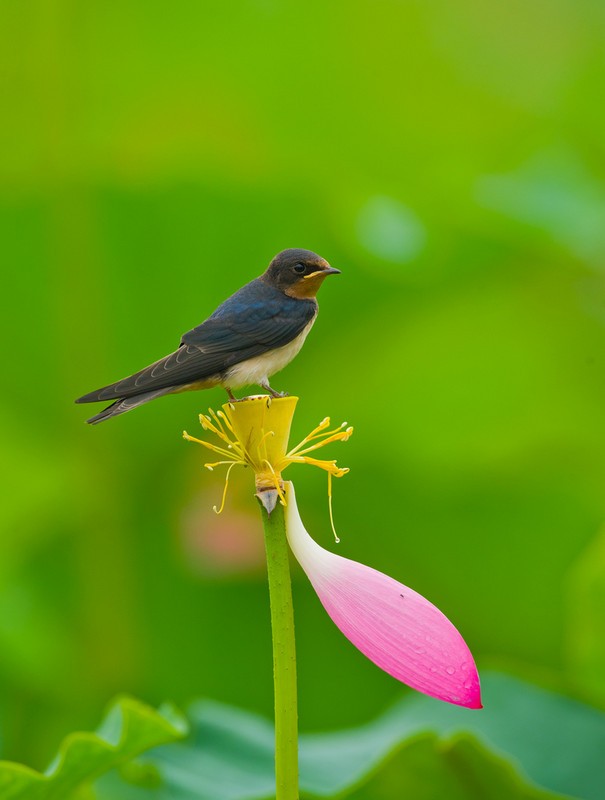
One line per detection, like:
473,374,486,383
223,317,316,389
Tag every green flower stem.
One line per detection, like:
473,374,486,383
260,499,299,799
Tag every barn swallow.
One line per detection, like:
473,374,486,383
76,248,340,424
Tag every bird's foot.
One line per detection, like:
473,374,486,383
225,387,238,403
260,382,289,399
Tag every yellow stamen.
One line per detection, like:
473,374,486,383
213,461,238,515
290,428,354,457
262,459,287,507
257,429,276,465
184,396,352,521
205,459,244,470
216,409,235,434
289,455,349,477
327,472,340,544
183,431,237,461
287,417,331,455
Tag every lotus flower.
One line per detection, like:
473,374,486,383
184,395,350,522
185,395,481,709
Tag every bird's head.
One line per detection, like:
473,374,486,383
262,248,340,299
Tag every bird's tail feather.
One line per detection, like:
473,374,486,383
86,388,173,425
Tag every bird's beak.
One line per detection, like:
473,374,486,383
304,266,341,279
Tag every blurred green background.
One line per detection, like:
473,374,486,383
1,0,604,776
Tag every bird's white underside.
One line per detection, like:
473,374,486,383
222,316,316,389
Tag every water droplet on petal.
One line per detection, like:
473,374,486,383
446,666,456,675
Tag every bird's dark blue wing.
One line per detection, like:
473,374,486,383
181,279,316,353
76,279,317,403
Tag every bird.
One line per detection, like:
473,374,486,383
75,248,340,424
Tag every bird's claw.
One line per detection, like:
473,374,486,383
260,382,288,399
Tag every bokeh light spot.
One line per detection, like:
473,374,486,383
357,196,426,264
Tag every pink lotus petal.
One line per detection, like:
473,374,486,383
284,483,481,709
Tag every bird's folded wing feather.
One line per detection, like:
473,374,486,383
76,291,316,402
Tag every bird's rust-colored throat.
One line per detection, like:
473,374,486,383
285,269,339,299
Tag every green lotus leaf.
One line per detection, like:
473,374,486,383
96,672,604,800
0,696,187,800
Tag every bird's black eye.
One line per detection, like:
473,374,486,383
293,263,306,274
